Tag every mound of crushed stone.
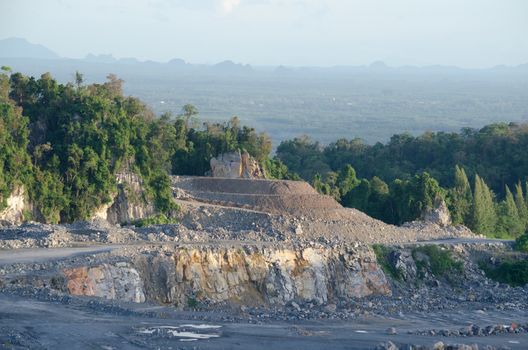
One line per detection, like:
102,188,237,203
0,176,476,249
172,176,342,217
172,176,318,195
171,176,476,245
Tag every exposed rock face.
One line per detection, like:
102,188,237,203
63,263,145,303
388,250,417,281
133,246,391,306
210,150,264,179
103,172,156,225
0,187,26,225
210,152,241,178
240,151,263,178
422,197,452,227
90,201,115,222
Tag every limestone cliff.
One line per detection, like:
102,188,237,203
92,172,156,225
61,245,391,306
0,187,27,225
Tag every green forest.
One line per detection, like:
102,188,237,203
0,69,527,239
276,127,528,238
0,69,287,223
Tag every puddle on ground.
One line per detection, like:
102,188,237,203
181,324,222,329
136,324,222,342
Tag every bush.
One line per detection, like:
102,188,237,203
372,244,402,280
412,245,462,277
480,259,528,287
187,297,198,308
515,234,528,253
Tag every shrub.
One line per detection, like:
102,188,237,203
480,259,528,287
187,297,198,308
514,234,528,253
412,245,462,277
372,244,402,280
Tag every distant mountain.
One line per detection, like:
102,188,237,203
168,58,187,66
0,37,59,59
118,57,140,64
213,60,253,73
369,60,388,70
84,53,117,63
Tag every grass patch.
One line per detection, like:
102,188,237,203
372,244,402,281
412,245,462,277
131,213,178,227
480,259,528,287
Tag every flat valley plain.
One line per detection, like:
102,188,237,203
3,57,528,145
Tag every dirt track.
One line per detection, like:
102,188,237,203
0,237,511,266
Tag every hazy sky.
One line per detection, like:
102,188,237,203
1,0,527,67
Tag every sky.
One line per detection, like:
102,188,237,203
1,0,527,68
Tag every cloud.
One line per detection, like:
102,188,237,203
221,0,240,13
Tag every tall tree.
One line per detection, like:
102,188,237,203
404,172,444,223
312,174,325,194
449,165,473,225
180,104,198,129
514,182,528,232
342,178,371,211
337,164,360,197
496,185,525,238
367,176,391,221
470,175,497,236
525,181,528,216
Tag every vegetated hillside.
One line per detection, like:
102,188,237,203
277,125,528,193
276,127,528,238
1,69,526,239
0,69,290,224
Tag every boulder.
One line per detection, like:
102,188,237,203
63,263,145,303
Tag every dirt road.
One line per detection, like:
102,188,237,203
0,237,511,266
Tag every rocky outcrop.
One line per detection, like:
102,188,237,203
63,262,145,303
96,172,156,225
422,197,452,227
210,150,264,179
388,250,417,281
0,187,27,225
58,245,390,306
133,245,391,306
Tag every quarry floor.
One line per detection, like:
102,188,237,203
1,291,526,350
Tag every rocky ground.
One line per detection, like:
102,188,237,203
0,177,526,349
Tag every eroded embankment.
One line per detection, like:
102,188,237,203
58,245,390,306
